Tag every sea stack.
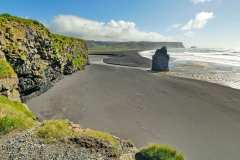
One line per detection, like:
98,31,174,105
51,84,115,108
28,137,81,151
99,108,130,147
152,46,170,72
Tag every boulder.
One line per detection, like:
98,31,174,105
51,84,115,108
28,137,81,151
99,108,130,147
152,46,170,72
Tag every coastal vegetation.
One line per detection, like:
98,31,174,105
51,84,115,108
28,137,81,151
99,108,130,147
35,119,73,143
77,128,121,151
0,96,36,134
0,59,16,78
137,144,184,160
51,34,88,71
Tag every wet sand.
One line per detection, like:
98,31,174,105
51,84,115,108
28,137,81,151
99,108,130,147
27,59,240,160
168,61,240,90
102,51,240,90
103,51,151,68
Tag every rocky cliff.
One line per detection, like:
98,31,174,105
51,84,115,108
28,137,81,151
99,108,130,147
0,14,88,101
0,51,20,101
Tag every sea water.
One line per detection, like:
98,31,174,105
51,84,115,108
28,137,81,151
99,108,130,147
139,48,240,89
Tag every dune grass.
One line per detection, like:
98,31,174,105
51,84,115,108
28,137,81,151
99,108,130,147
0,96,37,134
137,144,184,160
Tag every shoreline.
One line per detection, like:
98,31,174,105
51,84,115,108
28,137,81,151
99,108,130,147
27,63,240,160
93,50,240,90
25,50,240,160
90,50,151,68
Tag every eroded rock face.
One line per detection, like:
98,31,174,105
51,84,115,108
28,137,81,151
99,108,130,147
0,78,20,101
152,46,170,72
0,14,88,101
3,29,61,100
0,52,20,101
69,136,137,160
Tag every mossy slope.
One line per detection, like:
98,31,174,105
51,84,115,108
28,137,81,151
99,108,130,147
51,34,88,73
0,58,16,78
0,96,37,134
0,13,88,99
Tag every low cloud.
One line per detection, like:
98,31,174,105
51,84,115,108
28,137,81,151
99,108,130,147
181,12,214,31
191,0,211,4
171,24,182,29
49,15,171,42
184,31,195,37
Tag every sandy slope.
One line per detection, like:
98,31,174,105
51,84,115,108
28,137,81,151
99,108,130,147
27,64,240,160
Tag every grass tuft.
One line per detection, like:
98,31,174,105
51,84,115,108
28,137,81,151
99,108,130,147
78,128,121,150
35,120,121,151
137,144,184,160
35,119,73,143
0,96,37,134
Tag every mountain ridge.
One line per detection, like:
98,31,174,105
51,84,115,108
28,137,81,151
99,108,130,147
87,40,184,53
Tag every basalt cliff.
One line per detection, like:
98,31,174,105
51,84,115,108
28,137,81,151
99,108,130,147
0,14,88,101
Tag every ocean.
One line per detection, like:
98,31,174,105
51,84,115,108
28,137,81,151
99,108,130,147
139,48,240,90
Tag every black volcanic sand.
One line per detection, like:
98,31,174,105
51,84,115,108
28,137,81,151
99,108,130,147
27,64,240,160
92,50,151,68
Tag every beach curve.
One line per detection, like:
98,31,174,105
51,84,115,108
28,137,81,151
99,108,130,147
27,58,240,160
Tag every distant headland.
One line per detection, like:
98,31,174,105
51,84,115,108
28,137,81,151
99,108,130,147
87,40,184,54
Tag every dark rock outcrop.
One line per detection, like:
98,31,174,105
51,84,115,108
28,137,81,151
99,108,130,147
0,14,88,101
0,51,20,101
152,46,170,72
69,135,137,159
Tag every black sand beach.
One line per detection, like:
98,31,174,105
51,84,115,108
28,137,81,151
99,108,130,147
27,54,240,160
102,50,151,68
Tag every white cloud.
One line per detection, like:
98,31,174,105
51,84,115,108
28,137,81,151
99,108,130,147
181,12,214,31
171,24,182,29
191,0,211,4
49,15,171,42
184,31,195,37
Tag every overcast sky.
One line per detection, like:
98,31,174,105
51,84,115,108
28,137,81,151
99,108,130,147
0,0,239,48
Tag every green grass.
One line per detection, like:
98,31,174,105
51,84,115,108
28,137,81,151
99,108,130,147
0,13,48,33
77,128,121,150
72,54,87,70
35,119,121,150
0,59,16,78
51,34,88,71
0,96,37,134
35,120,74,143
137,144,184,160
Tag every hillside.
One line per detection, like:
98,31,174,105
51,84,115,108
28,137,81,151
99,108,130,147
87,41,184,54
0,14,88,101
